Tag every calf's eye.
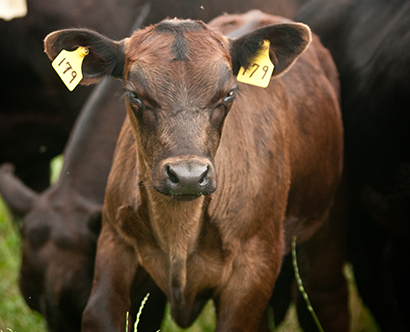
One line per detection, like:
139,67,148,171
128,91,143,107
222,90,236,105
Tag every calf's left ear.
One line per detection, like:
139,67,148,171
230,22,312,78
44,29,127,85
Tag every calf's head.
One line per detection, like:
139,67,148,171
45,19,311,200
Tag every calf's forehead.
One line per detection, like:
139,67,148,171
126,19,231,64
124,19,234,108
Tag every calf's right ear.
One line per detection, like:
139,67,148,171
44,29,127,84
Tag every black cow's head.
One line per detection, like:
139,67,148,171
0,163,101,332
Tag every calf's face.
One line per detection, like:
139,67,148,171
44,18,311,200
124,21,236,199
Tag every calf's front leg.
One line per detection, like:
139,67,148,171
214,237,281,332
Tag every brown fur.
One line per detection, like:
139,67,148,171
46,10,344,332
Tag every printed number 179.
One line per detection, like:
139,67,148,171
58,57,77,83
243,63,269,79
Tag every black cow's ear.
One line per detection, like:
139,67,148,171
230,23,312,78
44,29,127,85
0,163,38,216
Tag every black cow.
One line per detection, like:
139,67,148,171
297,0,410,330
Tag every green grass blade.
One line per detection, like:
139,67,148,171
292,236,325,332
134,293,150,332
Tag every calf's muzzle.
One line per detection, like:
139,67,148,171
153,157,216,200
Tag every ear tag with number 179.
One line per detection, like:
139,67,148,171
51,46,89,91
237,40,274,88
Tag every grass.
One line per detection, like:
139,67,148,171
0,156,379,332
0,198,46,332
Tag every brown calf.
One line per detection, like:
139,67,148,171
45,10,344,332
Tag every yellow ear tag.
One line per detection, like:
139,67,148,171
51,47,89,91
237,40,274,88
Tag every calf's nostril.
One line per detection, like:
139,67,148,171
166,165,179,184
198,166,210,187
